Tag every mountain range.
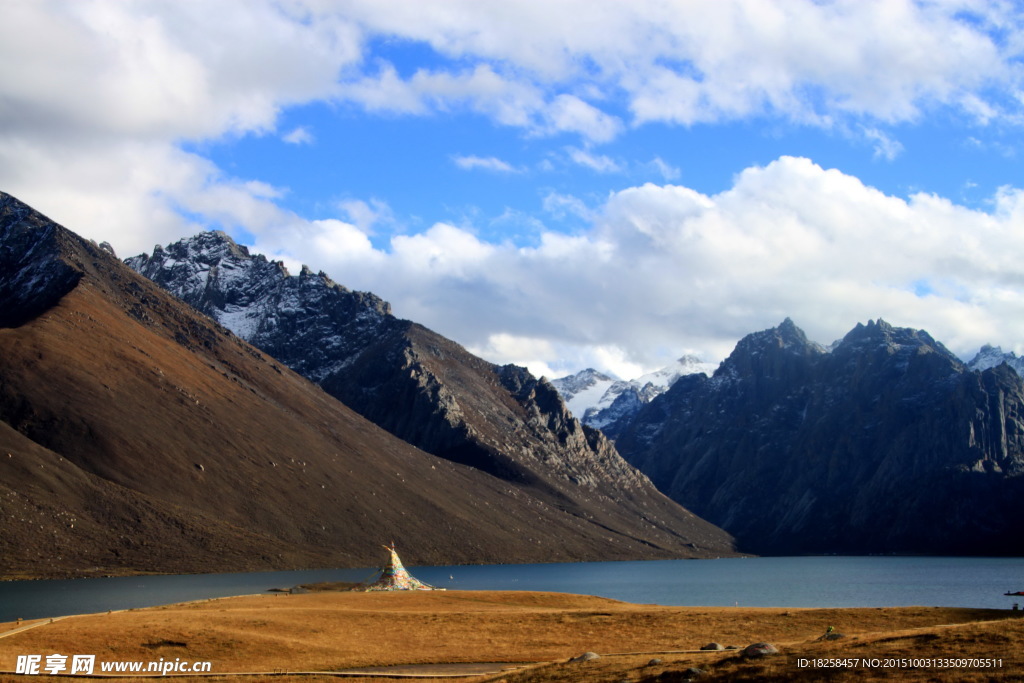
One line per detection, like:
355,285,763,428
6,187,1022,573
0,192,736,579
613,318,1024,555
555,343,1020,436
129,230,1024,559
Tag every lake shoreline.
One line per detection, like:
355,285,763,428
5,556,1024,624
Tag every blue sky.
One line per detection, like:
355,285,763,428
3,1,1024,379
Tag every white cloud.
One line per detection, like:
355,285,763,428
0,0,362,255
863,127,904,161
337,198,396,235
4,1,1024,381
391,222,495,276
566,147,621,173
263,156,1024,377
283,126,314,145
338,62,546,127
540,94,622,142
453,155,520,173
0,1,361,141
331,0,1024,132
0,139,237,257
649,157,681,181
465,335,650,381
338,64,625,143
466,333,559,378
542,192,596,222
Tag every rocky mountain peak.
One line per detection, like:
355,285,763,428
556,368,615,397
839,317,943,352
831,318,963,385
731,318,820,356
153,229,253,264
0,192,93,328
126,231,393,368
714,319,824,386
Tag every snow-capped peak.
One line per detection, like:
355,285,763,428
552,356,716,430
968,344,1024,376
125,231,393,381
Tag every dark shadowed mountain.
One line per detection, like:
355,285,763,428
613,318,1024,556
0,193,735,578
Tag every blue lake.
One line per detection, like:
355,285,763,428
3,556,1024,623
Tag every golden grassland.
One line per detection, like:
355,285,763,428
1,590,1023,682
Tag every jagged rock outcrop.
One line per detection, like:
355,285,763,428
126,230,736,559
615,318,1024,555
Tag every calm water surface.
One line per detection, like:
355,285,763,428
3,556,1024,622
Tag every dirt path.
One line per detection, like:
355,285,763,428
0,616,70,640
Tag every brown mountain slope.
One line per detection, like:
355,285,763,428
0,192,736,578
125,230,734,567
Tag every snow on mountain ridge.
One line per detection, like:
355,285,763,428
551,368,615,419
968,344,1024,376
552,355,717,430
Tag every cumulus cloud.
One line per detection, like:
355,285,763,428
4,1,1023,242
269,157,1024,376
0,0,363,254
0,1,361,141
466,333,560,378
334,0,1024,131
0,138,269,257
4,1,1024,379
313,0,1024,144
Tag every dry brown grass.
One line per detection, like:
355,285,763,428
0,591,1021,682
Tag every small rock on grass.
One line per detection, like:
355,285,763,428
569,651,600,662
741,642,779,658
